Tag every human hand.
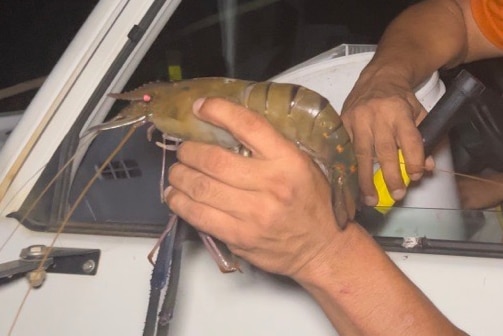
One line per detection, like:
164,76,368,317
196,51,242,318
341,67,434,206
164,97,347,279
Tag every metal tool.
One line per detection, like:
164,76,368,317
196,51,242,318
0,244,100,287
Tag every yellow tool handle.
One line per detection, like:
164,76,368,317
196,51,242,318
373,150,410,214
371,70,485,216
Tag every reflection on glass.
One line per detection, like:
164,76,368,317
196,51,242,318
364,207,503,244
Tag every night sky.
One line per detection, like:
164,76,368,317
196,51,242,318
0,0,414,112
0,0,97,88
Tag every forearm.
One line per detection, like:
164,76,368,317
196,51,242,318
294,223,466,335
364,0,469,89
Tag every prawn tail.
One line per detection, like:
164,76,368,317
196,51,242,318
330,170,357,230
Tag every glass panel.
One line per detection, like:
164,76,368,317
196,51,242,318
359,206,503,243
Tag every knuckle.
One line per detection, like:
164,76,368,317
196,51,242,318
191,175,214,198
233,233,256,251
267,172,296,204
402,150,423,168
186,208,207,226
374,141,397,159
346,105,372,121
204,146,230,171
254,198,284,229
370,96,411,118
401,128,422,145
259,152,309,206
353,142,374,159
241,111,265,133
276,185,296,205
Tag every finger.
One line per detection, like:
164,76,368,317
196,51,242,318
396,125,424,181
340,113,355,141
168,162,260,214
374,132,405,201
413,107,429,125
352,133,378,206
193,97,295,159
165,185,244,245
175,141,270,190
424,156,435,171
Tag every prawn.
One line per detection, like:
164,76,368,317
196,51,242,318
85,77,360,272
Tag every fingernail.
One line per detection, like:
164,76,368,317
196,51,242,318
364,195,378,206
391,188,406,201
192,98,205,116
425,156,435,170
164,185,173,200
410,173,422,181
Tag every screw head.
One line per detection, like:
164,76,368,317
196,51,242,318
82,260,96,274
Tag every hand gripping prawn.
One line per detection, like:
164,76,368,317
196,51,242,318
90,77,359,272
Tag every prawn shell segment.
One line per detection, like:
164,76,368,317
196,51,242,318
243,81,359,227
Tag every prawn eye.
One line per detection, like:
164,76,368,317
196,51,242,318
143,94,152,102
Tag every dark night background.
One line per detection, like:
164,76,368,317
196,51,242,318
0,0,98,88
0,0,418,113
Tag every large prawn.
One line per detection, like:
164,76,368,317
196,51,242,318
86,77,360,273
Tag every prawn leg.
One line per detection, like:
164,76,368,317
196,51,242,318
144,214,181,336
148,214,178,266
198,232,241,273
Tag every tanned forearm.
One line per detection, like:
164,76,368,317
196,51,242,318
294,223,466,335
364,0,469,89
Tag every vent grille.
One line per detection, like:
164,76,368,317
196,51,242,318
97,159,142,180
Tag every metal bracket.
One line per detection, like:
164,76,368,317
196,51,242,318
0,245,100,286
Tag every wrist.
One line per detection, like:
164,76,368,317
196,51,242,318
360,61,416,90
291,221,365,288
291,223,463,335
